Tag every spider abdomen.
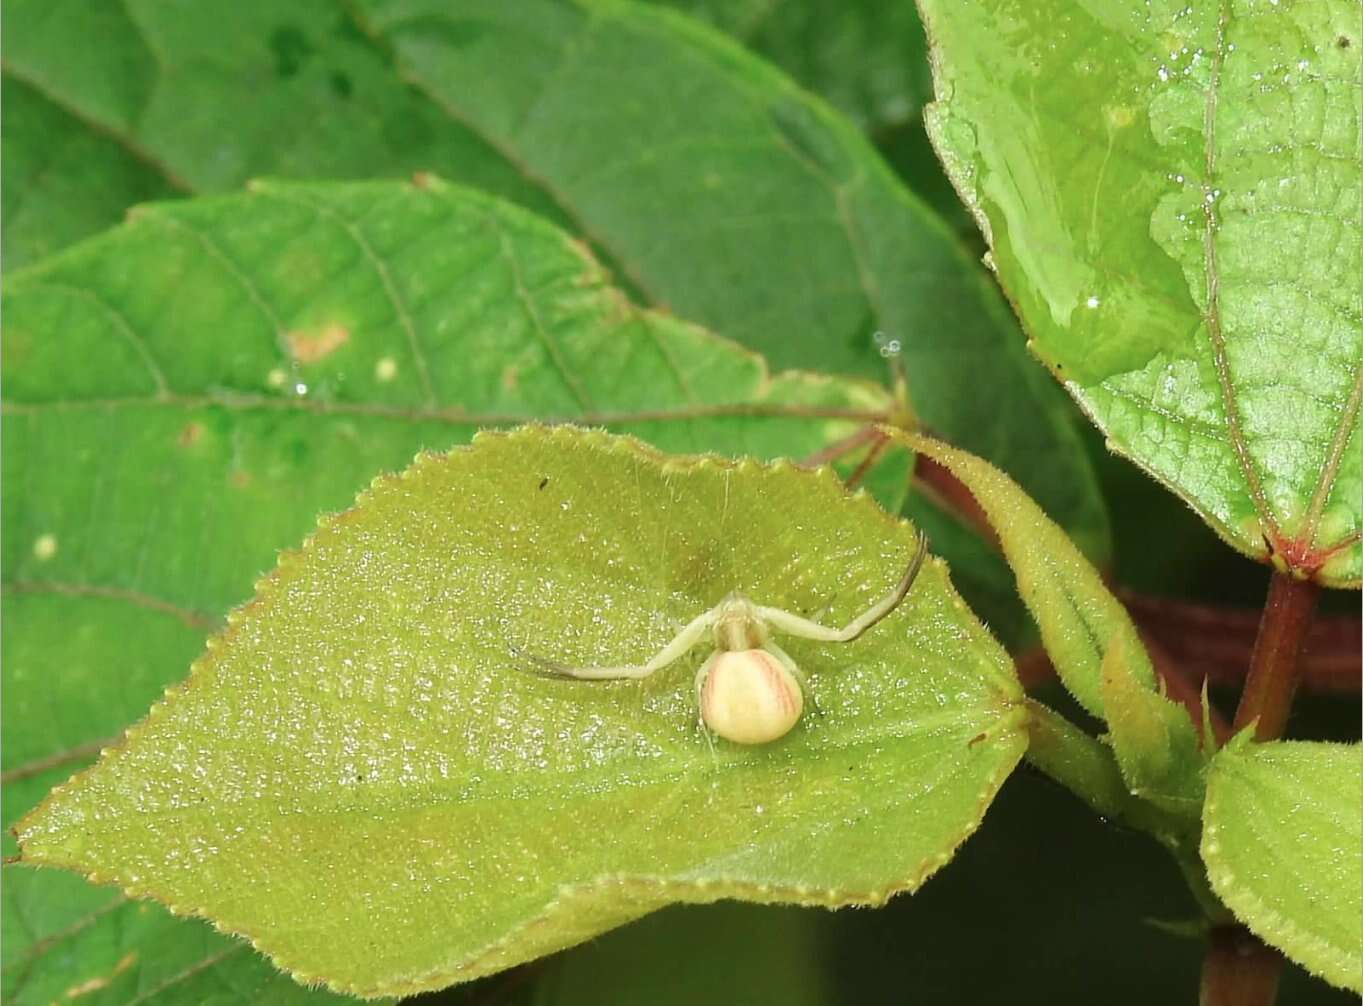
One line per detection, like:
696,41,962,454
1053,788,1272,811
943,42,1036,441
700,649,803,745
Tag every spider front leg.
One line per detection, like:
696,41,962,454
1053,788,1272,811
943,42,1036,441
514,608,714,680
754,527,929,644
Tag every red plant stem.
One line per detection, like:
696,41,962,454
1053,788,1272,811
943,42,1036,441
797,425,881,468
1233,572,1321,739
1200,925,1283,1006
1120,590,1359,694
843,431,890,489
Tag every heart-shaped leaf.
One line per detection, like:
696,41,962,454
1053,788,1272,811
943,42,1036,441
16,426,1027,997
1,177,895,1003
1201,738,1362,991
918,0,1361,584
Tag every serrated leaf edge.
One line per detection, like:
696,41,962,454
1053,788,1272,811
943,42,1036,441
14,424,1028,997
1200,743,1362,993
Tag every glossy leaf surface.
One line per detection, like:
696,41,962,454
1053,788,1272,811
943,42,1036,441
1202,739,1362,991
1,178,894,1002
919,0,1361,584
17,426,1028,996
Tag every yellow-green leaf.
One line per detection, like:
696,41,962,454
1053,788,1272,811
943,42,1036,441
893,432,1151,719
16,426,1027,997
893,433,1204,829
1202,739,1362,992
1098,630,1203,816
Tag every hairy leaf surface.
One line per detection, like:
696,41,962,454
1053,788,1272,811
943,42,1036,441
1202,739,1362,991
17,426,1027,996
895,433,1203,822
918,0,1362,584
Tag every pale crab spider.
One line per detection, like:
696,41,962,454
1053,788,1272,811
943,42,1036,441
522,528,929,745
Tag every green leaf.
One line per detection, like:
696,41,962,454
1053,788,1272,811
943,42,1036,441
896,433,1205,830
2,868,376,1006
894,433,1151,719
16,425,1028,996
1,178,896,1000
540,903,834,1006
0,1,568,249
1,0,1110,564
1098,631,1203,817
644,0,977,239
1202,739,1362,992
917,0,1362,585
649,0,932,134
0,77,181,271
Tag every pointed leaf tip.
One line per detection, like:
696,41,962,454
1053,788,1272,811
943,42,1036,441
18,427,1026,996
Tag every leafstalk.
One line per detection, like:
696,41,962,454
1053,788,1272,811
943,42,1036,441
1233,571,1321,740
1200,570,1321,1004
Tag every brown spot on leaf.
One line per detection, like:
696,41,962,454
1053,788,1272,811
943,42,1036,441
230,470,253,489
501,363,519,392
286,323,350,363
411,171,435,189
177,422,204,447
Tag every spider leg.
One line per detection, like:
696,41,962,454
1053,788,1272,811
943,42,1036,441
754,527,929,644
513,608,714,680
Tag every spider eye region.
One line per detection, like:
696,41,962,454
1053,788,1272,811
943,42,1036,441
700,648,804,745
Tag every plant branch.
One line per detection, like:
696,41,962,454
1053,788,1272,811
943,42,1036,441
1200,925,1283,1006
1023,699,1129,820
1232,572,1321,739
1022,699,1185,840
1119,589,1358,694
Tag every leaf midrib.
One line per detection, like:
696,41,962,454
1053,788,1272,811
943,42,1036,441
0,393,888,426
1202,4,1363,561
45,705,1010,834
